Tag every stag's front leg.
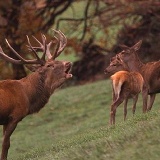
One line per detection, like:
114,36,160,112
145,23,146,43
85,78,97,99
1,120,18,160
147,94,156,111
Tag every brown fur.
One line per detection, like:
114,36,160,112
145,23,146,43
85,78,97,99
109,70,143,125
0,31,72,160
0,60,72,160
105,56,144,125
118,40,160,112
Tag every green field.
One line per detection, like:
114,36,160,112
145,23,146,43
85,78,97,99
0,79,160,160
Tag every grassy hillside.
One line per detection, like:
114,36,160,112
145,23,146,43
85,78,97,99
1,80,160,160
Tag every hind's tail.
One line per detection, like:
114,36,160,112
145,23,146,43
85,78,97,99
111,74,125,101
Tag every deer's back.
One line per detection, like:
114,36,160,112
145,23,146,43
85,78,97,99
142,61,160,78
142,61,160,93
111,71,143,95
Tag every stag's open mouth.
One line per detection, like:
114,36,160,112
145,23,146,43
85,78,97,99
65,62,72,79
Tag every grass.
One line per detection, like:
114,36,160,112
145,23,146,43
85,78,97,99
0,79,159,160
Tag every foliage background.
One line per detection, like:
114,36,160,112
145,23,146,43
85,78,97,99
0,1,160,159
0,0,159,83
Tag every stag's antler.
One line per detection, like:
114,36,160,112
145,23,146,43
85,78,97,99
0,29,67,65
26,33,53,60
0,39,43,65
0,46,22,64
52,29,67,59
26,29,67,60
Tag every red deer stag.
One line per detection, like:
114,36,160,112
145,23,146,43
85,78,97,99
118,40,160,112
104,56,143,125
0,30,72,160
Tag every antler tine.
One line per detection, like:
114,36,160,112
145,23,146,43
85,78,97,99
58,30,67,52
39,33,46,61
41,33,46,45
0,46,22,64
5,39,43,65
52,29,67,59
31,35,43,48
41,33,53,60
40,33,54,60
59,30,67,43
26,30,67,61
52,35,60,59
29,34,53,60
45,41,53,59
26,35,41,61
5,39,28,63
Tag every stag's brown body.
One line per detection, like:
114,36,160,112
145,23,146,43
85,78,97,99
0,67,65,123
118,40,160,112
0,30,72,160
105,57,143,125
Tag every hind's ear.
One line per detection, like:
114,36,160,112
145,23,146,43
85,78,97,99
119,44,129,50
132,40,142,51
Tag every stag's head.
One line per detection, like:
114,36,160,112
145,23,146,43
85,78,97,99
118,40,142,63
104,55,129,75
0,30,72,88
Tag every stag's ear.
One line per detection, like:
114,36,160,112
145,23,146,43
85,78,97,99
131,40,142,51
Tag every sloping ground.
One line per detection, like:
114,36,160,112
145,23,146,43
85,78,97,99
2,80,160,160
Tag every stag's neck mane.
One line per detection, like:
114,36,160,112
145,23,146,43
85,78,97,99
21,71,52,114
